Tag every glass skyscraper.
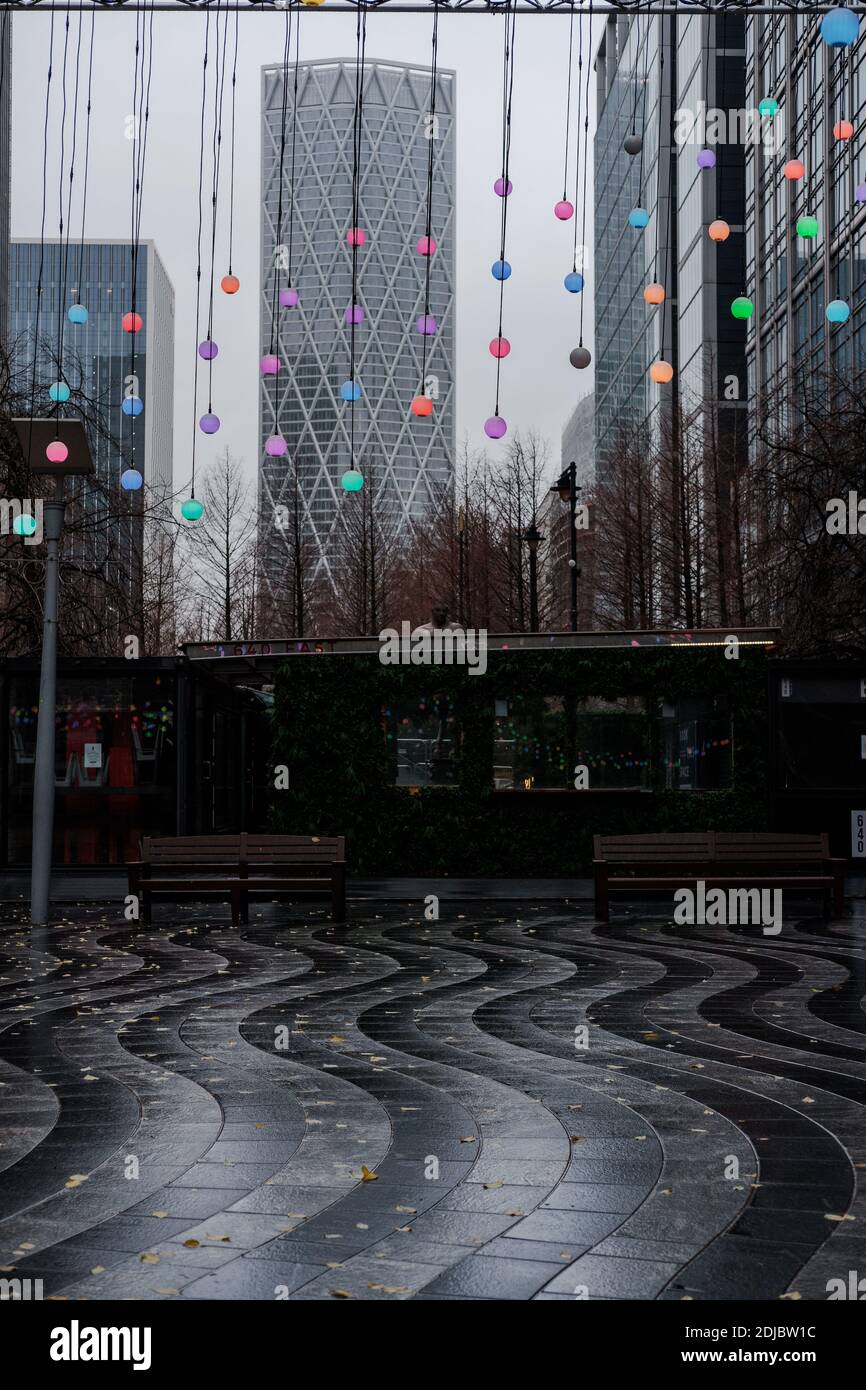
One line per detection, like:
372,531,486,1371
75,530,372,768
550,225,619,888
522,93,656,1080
10,239,175,608
258,58,456,604
594,13,747,466
744,13,866,399
0,13,12,350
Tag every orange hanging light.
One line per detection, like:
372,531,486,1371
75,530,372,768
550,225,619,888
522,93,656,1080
649,360,674,384
708,219,731,242
643,282,665,306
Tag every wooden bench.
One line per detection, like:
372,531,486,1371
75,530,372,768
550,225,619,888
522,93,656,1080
593,831,845,922
127,833,347,925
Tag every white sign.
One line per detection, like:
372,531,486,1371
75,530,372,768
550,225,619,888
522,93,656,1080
852,811,866,859
83,743,102,770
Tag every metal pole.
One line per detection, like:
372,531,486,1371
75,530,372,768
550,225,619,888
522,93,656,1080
568,460,578,633
528,544,538,633
30,495,65,925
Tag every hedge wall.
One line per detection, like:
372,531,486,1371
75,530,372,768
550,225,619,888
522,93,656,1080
267,645,770,875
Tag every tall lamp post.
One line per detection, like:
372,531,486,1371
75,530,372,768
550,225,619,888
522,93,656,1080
457,505,466,626
522,520,543,633
549,460,582,632
13,419,94,925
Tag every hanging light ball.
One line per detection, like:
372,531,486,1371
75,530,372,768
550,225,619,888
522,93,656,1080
649,360,674,384
484,415,507,439
554,199,574,220
628,207,649,229
122,395,144,416
120,468,143,491
340,380,362,402
731,295,755,320
708,219,731,242
417,235,437,256
797,215,819,239
494,177,512,197
489,336,511,358
564,270,585,294
346,227,366,248
783,159,805,180
492,259,512,280
67,303,88,325
46,440,68,464
411,394,434,417
280,287,300,308
341,468,364,492
260,354,281,375
344,304,365,325
49,381,71,404
12,514,39,537
758,97,779,118
416,314,437,336
623,133,642,156
643,282,665,306
265,434,288,456
834,118,855,141
199,412,221,434
857,183,866,203
697,148,716,169
199,339,219,360
181,498,205,521
569,346,591,369
221,274,240,294
820,8,860,48
122,311,143,333
826,298,851,323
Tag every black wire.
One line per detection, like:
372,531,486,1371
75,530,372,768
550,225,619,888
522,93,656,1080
73,9,95,309
54,8,71,421
206,1,230,413
57,9,83,398
129,0,155,477
571,4,584,272
561,0,575,201
190,8,211,501
419,4,440,400
227,4,239,276
287,11,301,289
270,8,292,355
493,0,517,418
28,2,56,466
348,8,368,472
577,0,592,344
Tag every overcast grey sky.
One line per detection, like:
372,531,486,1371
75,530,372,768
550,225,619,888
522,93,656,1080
11,9,598,494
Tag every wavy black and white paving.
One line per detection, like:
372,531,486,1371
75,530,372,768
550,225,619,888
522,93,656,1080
0,899,864,1301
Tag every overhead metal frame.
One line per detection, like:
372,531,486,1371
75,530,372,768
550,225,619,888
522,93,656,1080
4,1,866,15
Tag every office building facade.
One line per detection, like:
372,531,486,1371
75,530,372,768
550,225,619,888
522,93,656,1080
258,58,456,604
744,13,866,401
10,239,175,612
594,13,748,465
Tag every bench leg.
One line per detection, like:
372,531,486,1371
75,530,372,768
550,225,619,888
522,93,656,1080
594,866,609,923
240,890,249,925
230,886,241,928
332,867,346,925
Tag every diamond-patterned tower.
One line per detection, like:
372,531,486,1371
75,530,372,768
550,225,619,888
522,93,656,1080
259,58,456,605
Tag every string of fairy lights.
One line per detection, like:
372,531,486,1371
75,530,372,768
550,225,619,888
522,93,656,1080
22,3,866,526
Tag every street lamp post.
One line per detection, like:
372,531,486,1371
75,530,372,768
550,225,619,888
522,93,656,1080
457,506,466,626
12,419,94,926
522,520,543,632
549,460,582,632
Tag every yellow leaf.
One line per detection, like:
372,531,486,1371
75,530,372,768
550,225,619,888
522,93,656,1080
182,1239,201,1248
330,1289,352,1298
90,1266,106,1275
151,1211,169,1219
360,1166,378,1182
140,1253,160,1265
459,1136,477,1144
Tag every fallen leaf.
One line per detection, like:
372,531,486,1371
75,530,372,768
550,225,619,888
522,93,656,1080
360,1166,378,1182
330,1289,352,1298
90,1266,106,1275
140,1253,160,1265
151,1211,169,1219
182,1239,201,1248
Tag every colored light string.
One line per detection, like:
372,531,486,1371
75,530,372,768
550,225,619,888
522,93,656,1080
485,0,517,442
413,3,440,420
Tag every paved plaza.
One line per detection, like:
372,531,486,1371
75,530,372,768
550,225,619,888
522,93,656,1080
1,901,864,1301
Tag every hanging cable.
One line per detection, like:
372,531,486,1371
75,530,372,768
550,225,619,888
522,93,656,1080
485,0,517,439
415,3,440,415
189,7,212,508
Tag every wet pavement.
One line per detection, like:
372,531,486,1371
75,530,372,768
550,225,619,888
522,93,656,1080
0,899,864,1301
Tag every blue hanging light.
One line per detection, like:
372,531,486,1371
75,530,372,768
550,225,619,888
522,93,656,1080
628,207,650,229
492,259,512,281
67,304,88,325
341,468,364,492
120,468,143,491
49,382,71,404
826,299,851,323
564,271,585,294
340,381,362,402
122,395,144,417
821,7,860,47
